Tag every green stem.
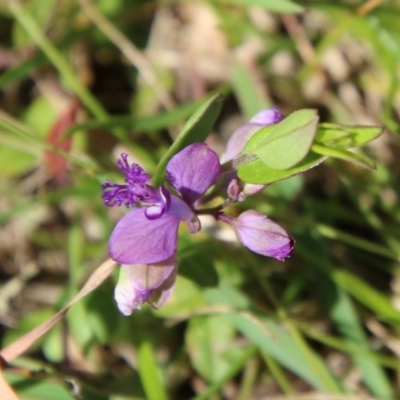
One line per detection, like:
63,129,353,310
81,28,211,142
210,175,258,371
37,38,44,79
316,223,400,261
236,356,259,400
261,350,294,395
300,323,400,370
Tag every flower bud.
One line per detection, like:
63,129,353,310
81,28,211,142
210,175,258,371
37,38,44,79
219,210,294,261
227,178,244,201
242,183,266,196
249,108,284,125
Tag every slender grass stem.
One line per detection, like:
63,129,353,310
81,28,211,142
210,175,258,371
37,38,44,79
8,0,107,121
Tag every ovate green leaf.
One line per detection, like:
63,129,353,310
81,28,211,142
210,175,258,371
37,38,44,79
244,109,319,170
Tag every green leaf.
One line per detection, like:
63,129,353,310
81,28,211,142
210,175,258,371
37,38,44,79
153,93,223,186
191,346,256,400
220,0,303,13
312,143,376,169
6,372,75,400
186,315,243,383
331,290,394,399
86,284,118,344
64,100,201,138
333,269,400,324
244,109,319,170
305,245,394,399
67,300,93,349
204,285,343,392
227,314,342,392
316,123,384,148
137,341,168,400
237,151,325,184
42,323,64,363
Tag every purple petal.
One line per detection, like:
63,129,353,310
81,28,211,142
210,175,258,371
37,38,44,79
167,195,201,234
147,261,177,309
230,210,294,261
114,266,148,315
109,207,180,264
149,284,174,309
145,187,171,219
101,182,137,208
114,257,177,315
128,256,176,292
243,183,265,196
227,178,243,201
145,205,165,219
166,143,221,205
116,153,150,185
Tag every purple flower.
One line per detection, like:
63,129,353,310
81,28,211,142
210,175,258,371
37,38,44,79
103,138,294,315
218,210,294,261
102,143,221,313
103,143,221,265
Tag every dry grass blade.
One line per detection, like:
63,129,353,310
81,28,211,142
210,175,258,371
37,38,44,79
357,0,385,15
0,369,18,400
0,259,116,363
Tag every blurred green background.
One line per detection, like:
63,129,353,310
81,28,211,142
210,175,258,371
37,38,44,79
1,0,400,399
